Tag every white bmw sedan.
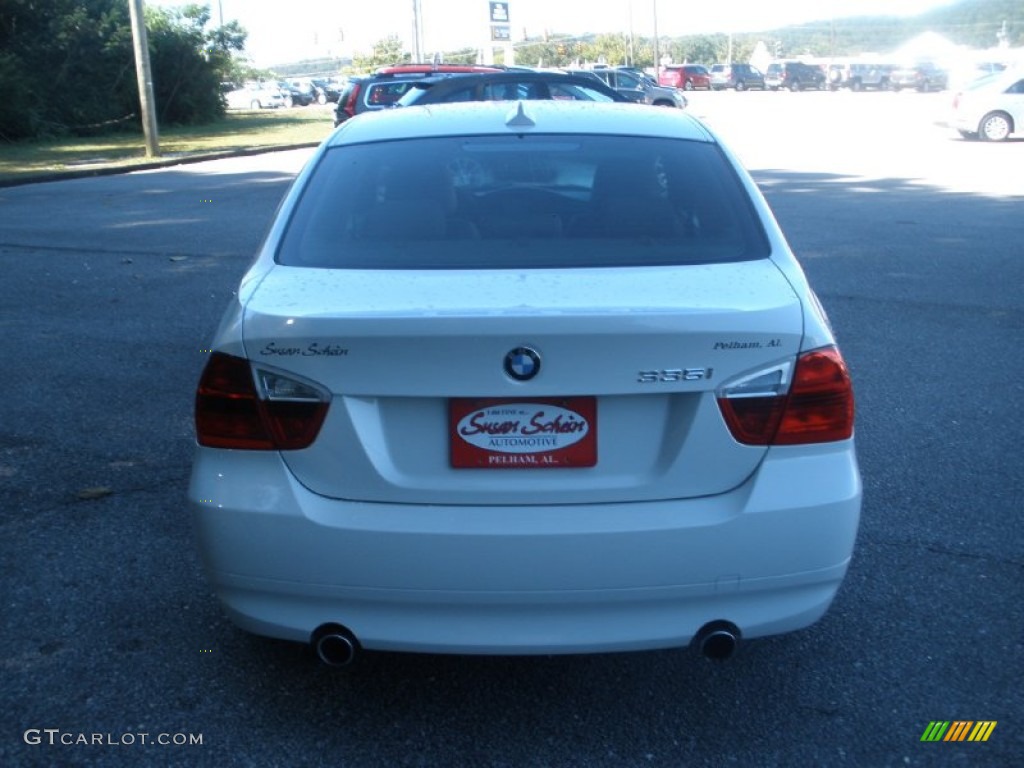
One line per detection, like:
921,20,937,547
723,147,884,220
189,100,861,665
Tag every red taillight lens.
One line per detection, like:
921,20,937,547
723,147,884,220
195,353,272,449
718,346,854,446
342,83,360,118
195,353,329,450
718,396,788,445
774,347,854,444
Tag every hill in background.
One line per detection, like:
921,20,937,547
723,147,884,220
759,0,1020,59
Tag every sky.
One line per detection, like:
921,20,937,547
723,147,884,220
147,0,958,67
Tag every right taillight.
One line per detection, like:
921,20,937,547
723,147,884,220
717,346,854,446
195,352,330,450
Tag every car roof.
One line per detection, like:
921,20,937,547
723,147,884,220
404,71,617,85
346,65,503,86
375,64,502,75
327,100,713,146
965,67,1024,91
569,67,650,79
397,71,628,100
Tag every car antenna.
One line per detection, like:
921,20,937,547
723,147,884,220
506,102,536,128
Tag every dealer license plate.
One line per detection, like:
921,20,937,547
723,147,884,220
449,397,597,469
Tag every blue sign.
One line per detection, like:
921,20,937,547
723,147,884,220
489,2,509,23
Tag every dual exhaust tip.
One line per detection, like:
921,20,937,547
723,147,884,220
311,620,740,666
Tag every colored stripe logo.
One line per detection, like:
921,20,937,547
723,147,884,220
920,721,997,742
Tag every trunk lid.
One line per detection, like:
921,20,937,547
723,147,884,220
241,261,803,504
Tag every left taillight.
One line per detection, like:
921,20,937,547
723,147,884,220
717,346,855,446
195,352,330,450
341,82,360,119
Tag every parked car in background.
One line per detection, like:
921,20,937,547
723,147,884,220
334,64,501,126
395,70,627,107
223,82,286,110
190,99,861,664
660,64,711,90
947,61,1007,91
307,78,344,104
709,63,765,91
765,61,826,91
277,80,315,107
583,66,688,107
827,62,894,91
310,78,343,104
890,62,948,92
949,68,1024,141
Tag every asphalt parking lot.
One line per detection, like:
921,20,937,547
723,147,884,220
1,90,1021,767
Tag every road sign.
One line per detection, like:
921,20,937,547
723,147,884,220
489,2,509,23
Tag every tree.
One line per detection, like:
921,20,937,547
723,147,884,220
583,33,631,66
664,34,725,65
0,51,38,139
145,4,246,125
514,37,563,67
353,36,410,71
0,0,137,137
0,0,250,141
442,47,481,65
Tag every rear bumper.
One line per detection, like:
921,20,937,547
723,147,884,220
189,443,861,654
948,113,980,133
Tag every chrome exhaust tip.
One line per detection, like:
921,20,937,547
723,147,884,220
694,621,741,661
311,624,359,667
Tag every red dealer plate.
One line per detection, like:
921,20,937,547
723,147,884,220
449,397,597,469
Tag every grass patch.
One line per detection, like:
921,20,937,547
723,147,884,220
0,106,335,184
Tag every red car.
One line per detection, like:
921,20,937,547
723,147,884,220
375,64,500,76
334,64,502,126
659,64,711,91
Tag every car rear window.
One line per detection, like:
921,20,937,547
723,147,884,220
398,79,620,106
276,134,770,269
364,82,415,106
477,81,616,102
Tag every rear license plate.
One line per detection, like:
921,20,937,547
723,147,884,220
449,397,597,469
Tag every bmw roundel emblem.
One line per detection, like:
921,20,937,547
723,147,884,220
504,346,541,381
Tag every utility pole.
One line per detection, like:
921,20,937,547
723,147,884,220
411,0,424,62
627,1,635,67
127,0,159,157
652,0,659,77
997,20,1009,48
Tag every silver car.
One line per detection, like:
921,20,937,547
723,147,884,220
949,68,1024,141
583,66,688,108
223,82,286,110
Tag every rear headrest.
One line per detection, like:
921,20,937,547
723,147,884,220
377,161,457,214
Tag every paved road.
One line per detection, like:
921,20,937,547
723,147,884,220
1,92,1022,767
